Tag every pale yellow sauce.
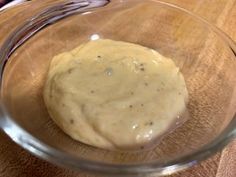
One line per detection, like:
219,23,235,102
44,39,188,150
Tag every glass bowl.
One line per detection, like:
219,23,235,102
0,0,236,176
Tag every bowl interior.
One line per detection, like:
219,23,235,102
1,0,236,165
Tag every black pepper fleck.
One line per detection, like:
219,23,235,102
145,121,153,126
140,68,145,71
130,92,134,95
144,82,148,86
140,146,144,150
97,55,101,58
70,119,74,124
129,105,133,108
141,104,144,107
68,68,73,74
90,90,94,94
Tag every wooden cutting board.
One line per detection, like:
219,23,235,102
0,0,235,177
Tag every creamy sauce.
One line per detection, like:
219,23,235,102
44,39,188,150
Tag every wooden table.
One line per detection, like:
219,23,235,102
0,0,235,176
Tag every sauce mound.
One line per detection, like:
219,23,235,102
44,39,188,150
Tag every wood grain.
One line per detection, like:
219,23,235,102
0,0,235,177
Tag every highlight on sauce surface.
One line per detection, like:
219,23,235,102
43,39,188,150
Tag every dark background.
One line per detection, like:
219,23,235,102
0,0,13,7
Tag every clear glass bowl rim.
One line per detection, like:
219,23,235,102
0,0,235,176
